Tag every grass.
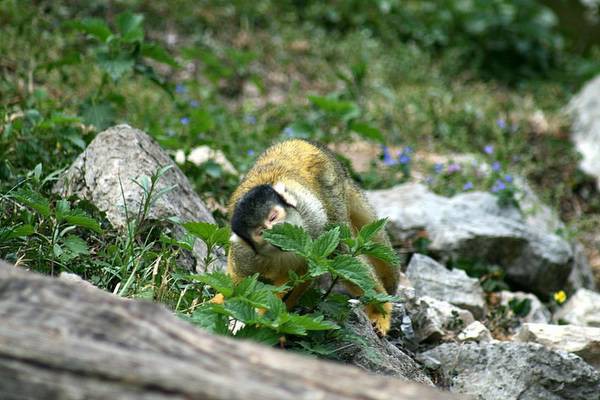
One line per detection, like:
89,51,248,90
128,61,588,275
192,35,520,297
2,0,600,347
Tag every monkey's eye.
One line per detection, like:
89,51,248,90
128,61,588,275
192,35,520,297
268,211,278,223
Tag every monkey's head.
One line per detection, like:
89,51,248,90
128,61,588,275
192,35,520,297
230,183,302,254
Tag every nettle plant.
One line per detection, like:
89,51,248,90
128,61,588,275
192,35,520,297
184,220,399,348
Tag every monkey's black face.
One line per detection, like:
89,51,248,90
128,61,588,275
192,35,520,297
231,184,294,251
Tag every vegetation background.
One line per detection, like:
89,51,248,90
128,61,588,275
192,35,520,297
2,0,600,351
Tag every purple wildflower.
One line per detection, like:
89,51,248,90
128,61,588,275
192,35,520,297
283,126,294,137
247,149,255,156
180,117,190,125
399,154,411,165
382,146,397,166
492,161,501,171
447,163,461,173
175,84,187,94
434,163,444,174
189,100,199,108
484,145,494,155
491,179,506,193
496,118,507,129
504,174,513,183
463,181,474,191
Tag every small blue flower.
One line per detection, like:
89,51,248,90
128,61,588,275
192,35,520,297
484,145,494,155
189,100,199,108
504,174,513,183
496,118,507,129
382,146,398,166
244,115,257,125
180,117,190,125
175,84,187,94
491,179,506,193
283,126,294,137
492,161,501,172
403,146,413,154
399,154,411,165
463,181,474,191
447,163,461,173
247,149,255,156
434,163,444,174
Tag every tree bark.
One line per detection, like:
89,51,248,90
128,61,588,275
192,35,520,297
0,261,459,400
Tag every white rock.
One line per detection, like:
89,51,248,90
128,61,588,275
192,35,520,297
187,145,238,175
515,323,600,369
554,288,600,327
457,321,493,343
567,74,600,190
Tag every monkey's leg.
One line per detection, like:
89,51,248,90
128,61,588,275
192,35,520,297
345,184,399,295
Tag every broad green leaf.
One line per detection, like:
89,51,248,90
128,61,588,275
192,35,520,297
63,235,89,256
63,209,102,234
307,258,330,277
97,51,135,81
141,43,179,67
331,254,375,292
361,243,400,266
263,223,311,256
70,18,112,42
12,190,50,217
55,199,71,222
224,298,259,323
308,95,359,117
350,121,384,143
116,12,144,42
234,325,280,345
358,218,387,243
279,314,338,335
183,221,218,241
311,227,340,258
187,306,229,335
189,271,234,297
5,224,35,239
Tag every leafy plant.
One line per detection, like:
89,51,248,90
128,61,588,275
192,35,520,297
183,219,400,348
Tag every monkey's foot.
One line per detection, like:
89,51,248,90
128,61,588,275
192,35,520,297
365,302,392,337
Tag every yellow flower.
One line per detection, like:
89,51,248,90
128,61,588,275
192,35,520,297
554,290,567,304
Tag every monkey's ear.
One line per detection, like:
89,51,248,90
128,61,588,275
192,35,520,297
273,182,297,207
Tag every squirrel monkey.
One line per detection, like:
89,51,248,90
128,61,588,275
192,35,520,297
226,139,399,335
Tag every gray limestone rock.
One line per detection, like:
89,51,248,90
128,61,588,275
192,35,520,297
406,254,486,319
420,341,600,400
554,288,600,327
54,124,224,272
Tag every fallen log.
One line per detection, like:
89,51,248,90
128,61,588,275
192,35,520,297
0,261,459,400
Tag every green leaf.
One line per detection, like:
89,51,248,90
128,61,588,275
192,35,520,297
116,12,144,43
55,199,71,222
361,243,400,266
279,314,339,335
70,18,112,42
350,121,384,143
183,222,230,247
263,223,312,256
358,219,387,243
62,235,89,256
311,227,340,258
189,271,234,297
224,298,259,323
234,325,280,345
97,51,135,81
141,43,179,67
331,254,375,292
81,101,115,130
190,108,216,132
5,224,35,239
12,190,50,217
308,95,359,118
187,306,229,335
63,209,102,234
